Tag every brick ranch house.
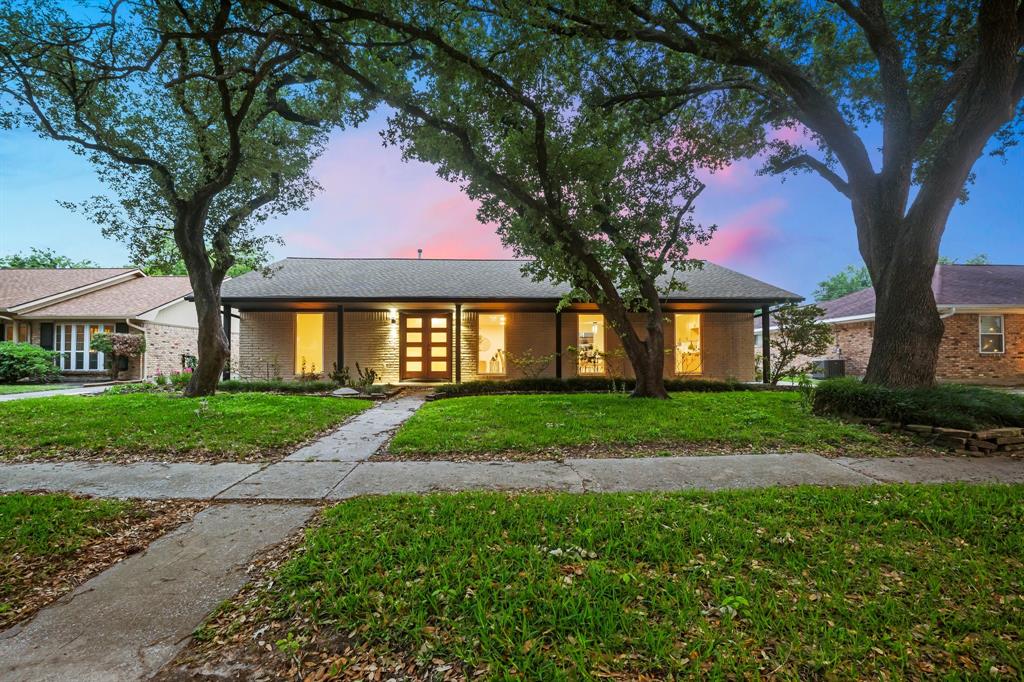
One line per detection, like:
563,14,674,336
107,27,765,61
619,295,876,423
221,258,799,384
756,264,1024,385
0,267,204,379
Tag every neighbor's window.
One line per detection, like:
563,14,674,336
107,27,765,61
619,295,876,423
979,315,1004,354
294,313,324,375
478,314,506,375
577,314,605,374
675,313,703,374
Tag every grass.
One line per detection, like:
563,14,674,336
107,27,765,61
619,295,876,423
0,383,66,395
390,392,881,455
255,485,1024,679
0,493,129,616
0,392,371,460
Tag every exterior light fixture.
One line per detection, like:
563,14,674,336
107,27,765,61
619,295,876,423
389,308,398,324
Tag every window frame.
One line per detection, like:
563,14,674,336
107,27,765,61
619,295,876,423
477,313,507,377
673,313,704,376
53,322,115,371
576,313,606,375
978,314,1005,355
293,312,325,375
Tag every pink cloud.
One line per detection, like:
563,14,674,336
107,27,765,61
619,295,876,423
691,198,787,264
268,124,511,260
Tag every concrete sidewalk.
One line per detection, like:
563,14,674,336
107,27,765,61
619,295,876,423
0,503,313,682
2,453,1022,501
0,385,108,402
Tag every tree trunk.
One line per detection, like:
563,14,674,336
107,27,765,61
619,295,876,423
175,205,228,397
598,302,669,399
862,251,944,387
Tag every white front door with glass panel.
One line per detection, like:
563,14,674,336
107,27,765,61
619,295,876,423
55,323,115,371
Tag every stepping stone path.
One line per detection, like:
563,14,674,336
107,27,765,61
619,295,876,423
285,391,428,462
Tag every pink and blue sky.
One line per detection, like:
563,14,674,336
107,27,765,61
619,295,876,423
1,109,1021,298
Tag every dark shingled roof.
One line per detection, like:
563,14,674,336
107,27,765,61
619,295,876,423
818,264,1024,321
221,258,800,303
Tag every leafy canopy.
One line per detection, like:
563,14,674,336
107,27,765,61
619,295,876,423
0,248,97,269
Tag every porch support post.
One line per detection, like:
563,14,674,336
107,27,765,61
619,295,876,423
336,304,345,371
761,307,771,384
555,310,562,379
222,305,232,381
454,304,462,384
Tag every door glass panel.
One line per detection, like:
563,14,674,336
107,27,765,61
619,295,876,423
407,346,422,358
430,345,446,358
407,317,423,328
430,317,447,328
431,361,447,372
431,332,447,343
406,361,422,372
406,332,422,343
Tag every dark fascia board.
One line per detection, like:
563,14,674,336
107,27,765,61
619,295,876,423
218,295,800,311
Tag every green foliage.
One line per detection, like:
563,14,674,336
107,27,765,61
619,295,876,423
392,391,877,455
0,393,370,461
433,376,753,399
264,485,1024,677
218,379,340,394
354,363,379,391
813,378,1024,430
134,238,259,278
0,341,59,383
0,247,97,269
89,332,146,379
938,254,990,265
813,264,872,301
767,303,834,385
329,363,351,386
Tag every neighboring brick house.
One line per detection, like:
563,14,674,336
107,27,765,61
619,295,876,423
221,258,799,384
0,268,203,380
761,264,1024,385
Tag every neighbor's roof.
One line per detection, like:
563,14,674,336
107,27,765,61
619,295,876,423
818,264,1024,322
0,268,135,310
220,258,800,303
19,275,193,319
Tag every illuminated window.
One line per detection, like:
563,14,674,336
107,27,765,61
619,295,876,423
675,314,702,374
53,323,114,370
979,315,1004,354
478,314,506,375
577,314,605,374
294,313,324,375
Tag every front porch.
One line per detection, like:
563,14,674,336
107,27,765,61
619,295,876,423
230,302,758,385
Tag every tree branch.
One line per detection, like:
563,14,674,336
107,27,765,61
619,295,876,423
770,154,851,197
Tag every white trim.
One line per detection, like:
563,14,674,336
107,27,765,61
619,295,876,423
978,314,1005,355
9,270,143,314
134,294,192,320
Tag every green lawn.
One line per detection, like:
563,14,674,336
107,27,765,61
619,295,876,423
0,383,66,395
390,392,882,455
0,493,130,620
224,485,1023,679
0,392,370,460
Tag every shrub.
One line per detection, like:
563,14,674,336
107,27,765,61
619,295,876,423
218,379,340,394
812,378,1024,430
0,342,60,384
89,333,146,380
170,370,192,389
431,376,761,399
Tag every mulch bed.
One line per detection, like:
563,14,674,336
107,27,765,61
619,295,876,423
372,429,950,463
2,498,205,629
156,512,473,682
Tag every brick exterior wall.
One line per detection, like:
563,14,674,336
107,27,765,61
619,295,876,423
830,313,1024,384
141,322,200,378
239,308,755,384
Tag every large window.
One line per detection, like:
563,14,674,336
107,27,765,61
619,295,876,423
675,314,702,374
55,323,114,371
2,322,29,343
577,314,605,374
478,314,506,375
979,315,1004,354
294,313,324,375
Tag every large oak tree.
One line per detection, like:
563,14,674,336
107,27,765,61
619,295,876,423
274,0,751,397
0,0,366,395
541,0,1023,387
